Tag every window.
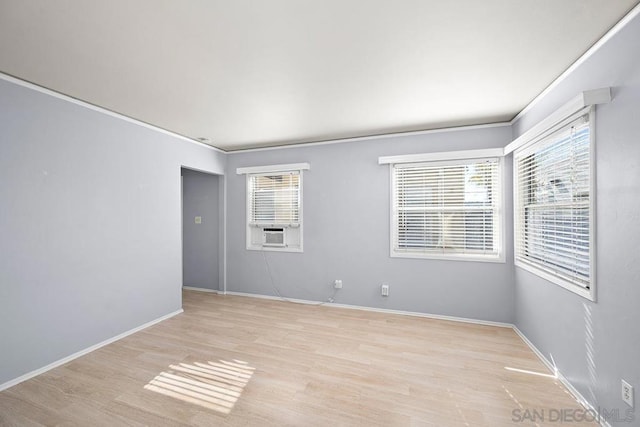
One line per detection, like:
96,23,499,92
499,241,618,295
389,154,503,261
237,163,308,252
249,172,300,225
514,108,594,299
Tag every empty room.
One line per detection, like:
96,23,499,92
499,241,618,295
1,1,639,426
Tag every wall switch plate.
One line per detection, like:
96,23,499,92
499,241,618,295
334,279,342,289
622,379,634,407
194,216,202,224
381,284,389,296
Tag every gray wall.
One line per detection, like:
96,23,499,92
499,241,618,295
513,13,640,425
182,168,221,291
226,126,515,323
3,13,638,417
0,78,225,385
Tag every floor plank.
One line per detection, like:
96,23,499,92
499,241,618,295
0,290,596,426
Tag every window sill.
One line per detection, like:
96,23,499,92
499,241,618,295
247,245,303,253
391,250,505,263
515,259,595,301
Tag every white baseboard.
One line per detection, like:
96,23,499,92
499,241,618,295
223,290,322,305
511,325,558,375
512,326,610,427
220,290,512,328
330,301,513,328
182,286,222,294
0,309,183,392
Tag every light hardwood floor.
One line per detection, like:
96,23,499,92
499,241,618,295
0,290,596,426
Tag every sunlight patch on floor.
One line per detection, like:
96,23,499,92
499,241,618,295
144,359,255,414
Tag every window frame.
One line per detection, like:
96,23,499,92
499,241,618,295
237,163,309,253
387,151,505,263
513,106,596,300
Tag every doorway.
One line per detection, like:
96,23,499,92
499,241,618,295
181,167,222,292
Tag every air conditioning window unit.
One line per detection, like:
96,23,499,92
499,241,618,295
263,227,285,247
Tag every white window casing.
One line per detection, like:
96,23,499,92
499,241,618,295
514,107,596,300
505,88,610,154
510,88,610,300
384,150,504,262
237,163,308,252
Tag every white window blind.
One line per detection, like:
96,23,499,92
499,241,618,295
248,171,300,225
392,157,501,261
514,110,593,293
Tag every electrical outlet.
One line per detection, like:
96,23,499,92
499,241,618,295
334,279,342,289
381,284,389,296
622,380,634,408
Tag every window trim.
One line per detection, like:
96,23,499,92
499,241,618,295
237,163,308,253
505,88,610,154
513,106,596,301
386,151,505,263
236,162,310,175
379,148,504,164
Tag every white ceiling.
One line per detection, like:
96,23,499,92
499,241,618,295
0,1,638,151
